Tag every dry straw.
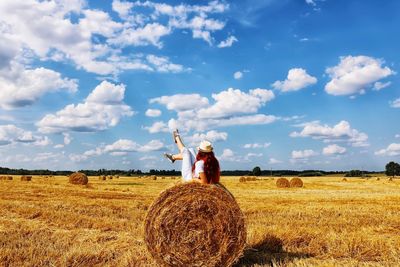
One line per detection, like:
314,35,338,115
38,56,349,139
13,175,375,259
0,176,13,180
69,172,88,185
20,175,32,181
239,176,246,182
276,178,290,188
290,177,304,188
144,182,246,267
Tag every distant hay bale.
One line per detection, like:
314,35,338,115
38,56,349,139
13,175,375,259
108,175,113,180
276,178,290,188
145,182,246,267
388,177,393,181
21,175,32,181
7,176,13,180
289,178,303,188
68,172,88,185
239,176,246,182
115,175,119,179
151,175,157,180
245,176,257,182
342,178,348,182
376,177,380,181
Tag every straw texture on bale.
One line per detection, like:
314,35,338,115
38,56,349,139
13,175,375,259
20,175,32,181
145,182,246,267
69,172,88,185
290,178,303,188
276,178,290,188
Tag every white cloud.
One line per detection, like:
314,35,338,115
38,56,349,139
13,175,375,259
146,55,187,73
63,133,72,145
37,81,134,133
373,81,391,91
269,158,282,164
218,36,237,48
0,62,77,109
375,143,400,156
233,71,243,80
395,134,400,138
291,120,368,147
151,88,277,132
291,149,318,159
322,144,346,155
0,0,215,76
305,0,316,6
219,148,239,162
71,139,164,161
0,124,50,146
197,88,275,119
390,98,400,108
144,121,169,134
272,68,317,92
244,143,271,149
112,0,134,20
188,130,228,145
145,109,162,117
325,55,394,96
150,94,209,111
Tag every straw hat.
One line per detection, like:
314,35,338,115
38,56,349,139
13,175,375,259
198,140,213,153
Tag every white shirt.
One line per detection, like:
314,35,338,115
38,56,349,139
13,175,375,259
193,160,204,178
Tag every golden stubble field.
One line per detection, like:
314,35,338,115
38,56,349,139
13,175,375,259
1,175,400,267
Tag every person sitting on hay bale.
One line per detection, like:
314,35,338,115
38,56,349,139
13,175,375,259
164,129,220,185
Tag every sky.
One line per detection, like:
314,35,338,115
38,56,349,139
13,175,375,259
0,0,399,172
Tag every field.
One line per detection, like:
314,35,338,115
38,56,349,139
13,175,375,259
1,175,400,267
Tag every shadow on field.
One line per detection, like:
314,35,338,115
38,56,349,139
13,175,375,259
234,234,313,267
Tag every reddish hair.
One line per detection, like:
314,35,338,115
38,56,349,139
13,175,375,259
192,151,220,184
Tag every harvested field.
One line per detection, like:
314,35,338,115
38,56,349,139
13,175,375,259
0,175,399,266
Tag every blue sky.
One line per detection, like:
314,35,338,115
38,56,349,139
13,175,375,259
0,0,399,171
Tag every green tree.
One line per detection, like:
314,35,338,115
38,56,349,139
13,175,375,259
385,161,399,178
252,166,261,176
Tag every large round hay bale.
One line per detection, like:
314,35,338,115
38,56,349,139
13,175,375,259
290,177,303,188
145,182,246,267
276,178,290,188
151,175,157,180
342,178,348,182
239,176,246,182
69,172,88,185
21,175,32,181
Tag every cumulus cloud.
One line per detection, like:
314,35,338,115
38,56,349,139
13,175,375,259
145,109,162,117
218,36,237,48
375,143,400,156
148,88,277,132
0,62,77,109
244,143,271,149
291,149,318,159
269,158,282,164
233,71,243,80
197,88,275,119
322,144,346,155
272,68,317,92
325,55,394,96
390,98,400,108
37,81,134,133
70,139,164,162
0,124,50,146
219,148,239,162
0,0,221,76
150,94,209,111
188,130,228,145
144,121,169,134
290,120,368,147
